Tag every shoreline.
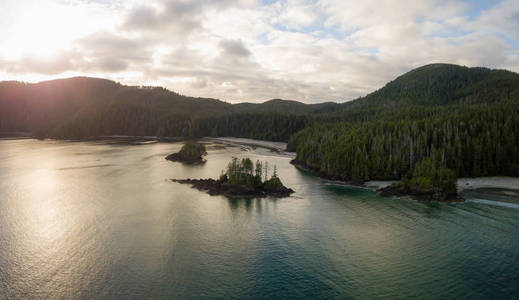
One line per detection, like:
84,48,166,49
4,136,517,205
292,159,519,204
0,132,186,142
290,159,386,188
0,134,292,151
290,159,465,203
377,183,465,203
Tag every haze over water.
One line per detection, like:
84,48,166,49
0,139,518,299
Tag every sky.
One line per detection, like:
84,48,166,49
0,0,518,103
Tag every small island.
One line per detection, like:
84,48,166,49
166,141,207,164
377,157,464,202
172,157,294,198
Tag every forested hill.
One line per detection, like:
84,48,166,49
1,63,518,147
0,77,238,138
288,63,519,187
0,77,328,139
343,63,519,107
1,63,518,187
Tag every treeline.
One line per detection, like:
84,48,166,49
288,102,519,181
286,64,519,184
194,113,310,141
2,63,519,187
31,111,309,141
0,77,311,141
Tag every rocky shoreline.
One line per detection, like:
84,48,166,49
377,183,464,202
290,159,367,186
291,159,464,202
171,178,294,198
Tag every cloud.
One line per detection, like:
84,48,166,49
0,52,83,75
0,0,518,103
96,58,129,72
219,39,251,58
472,0,519,39
123,1,201,35
190,77,208,89
276,0,320,29
78,32,155,69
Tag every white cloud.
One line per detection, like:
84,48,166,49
276,0,320,29
0,0,517,103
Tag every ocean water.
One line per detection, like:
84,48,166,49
0,139,518,299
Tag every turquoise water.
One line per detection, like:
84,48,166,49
0,139,518,299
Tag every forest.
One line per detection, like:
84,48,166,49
1,63,518,192
289,101,519,181
287,64,519,193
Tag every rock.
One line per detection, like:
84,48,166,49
171,178,294,199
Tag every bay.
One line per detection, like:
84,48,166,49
0,139,518,299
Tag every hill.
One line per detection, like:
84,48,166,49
287,64,519,193
344,63,519,107
0,77,232,138
0,77,330,139
234,99,340,114
1,65,518,177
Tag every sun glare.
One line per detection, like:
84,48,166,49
1,1,118,60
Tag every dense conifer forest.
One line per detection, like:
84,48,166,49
1,63,518,188
287,64,519,186
289,102,519,179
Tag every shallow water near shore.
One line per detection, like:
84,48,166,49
0,139,518,299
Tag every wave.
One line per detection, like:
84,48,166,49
468,198,519,209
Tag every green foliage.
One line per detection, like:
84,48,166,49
3,64,518,145
264,176,283,191
223,157,284,190
219,173,228,182
0,78,311,141
1,64,518,188
289,101,519,182
195,113,310,142
0,77,233,138
409,157,457,194
287,64,519,189
255,160,263,178
178,141,207,160
225,157,257,187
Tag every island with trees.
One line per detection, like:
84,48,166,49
166,141,207,164
172,157,294,198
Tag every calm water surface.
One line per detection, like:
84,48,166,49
0,139,518,299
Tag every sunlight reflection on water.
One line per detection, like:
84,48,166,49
0,139,518,299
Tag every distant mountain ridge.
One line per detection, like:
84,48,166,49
2,63,517,198
234,99,340,114
1,63,518,140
